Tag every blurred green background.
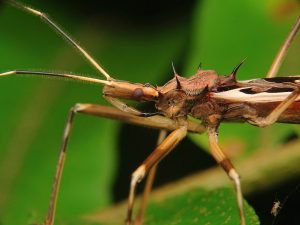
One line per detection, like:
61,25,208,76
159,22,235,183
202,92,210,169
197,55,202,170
0,0,299,224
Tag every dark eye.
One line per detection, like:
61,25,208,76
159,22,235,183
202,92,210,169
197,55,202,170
133,88,143,99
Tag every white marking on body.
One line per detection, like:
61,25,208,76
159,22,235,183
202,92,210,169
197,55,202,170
212,88,300,103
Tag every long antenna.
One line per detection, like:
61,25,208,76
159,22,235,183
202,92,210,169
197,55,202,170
0,70,111,85
8,0,112,80
267,16,300,78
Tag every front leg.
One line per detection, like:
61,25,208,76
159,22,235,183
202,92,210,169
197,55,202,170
43,104,203,225
135,130,167,225
126,126,187,225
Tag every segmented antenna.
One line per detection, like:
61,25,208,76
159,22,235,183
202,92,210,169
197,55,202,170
8,0,112,80
0,70,111,85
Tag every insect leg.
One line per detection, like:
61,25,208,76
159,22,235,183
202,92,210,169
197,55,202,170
8,0,111,79
74,104,204,133
43,103,202,225
248,88,300,127
104,96,163,117
44,105,78,225
207,126,245,225
104,96,142,116
126,126,187,225
103,95,169,224
267,16,300,78
85,100,203,224
135,130,168,225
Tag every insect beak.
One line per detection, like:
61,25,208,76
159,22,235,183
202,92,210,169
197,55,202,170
102,80,159,102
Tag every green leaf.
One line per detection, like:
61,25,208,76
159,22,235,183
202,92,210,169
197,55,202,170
146,188,259,225
82,187,259,225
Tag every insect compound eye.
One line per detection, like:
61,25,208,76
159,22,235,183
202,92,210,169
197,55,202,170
133,88,144,100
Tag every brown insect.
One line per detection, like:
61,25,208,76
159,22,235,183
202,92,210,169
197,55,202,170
1,1,300,225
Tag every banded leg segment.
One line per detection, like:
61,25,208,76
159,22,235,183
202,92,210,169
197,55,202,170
126,126,187,225
135,130,168,225
207,126,245,225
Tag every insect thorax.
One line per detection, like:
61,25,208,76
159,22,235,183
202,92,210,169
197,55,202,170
155,70,235,119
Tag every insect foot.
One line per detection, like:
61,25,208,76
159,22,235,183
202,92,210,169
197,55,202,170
126,166,146,225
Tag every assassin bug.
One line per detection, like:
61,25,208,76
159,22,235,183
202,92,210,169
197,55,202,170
1,1,300,225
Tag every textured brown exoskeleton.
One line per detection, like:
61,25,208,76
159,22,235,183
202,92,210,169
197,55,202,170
1,1,300,225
